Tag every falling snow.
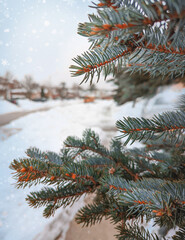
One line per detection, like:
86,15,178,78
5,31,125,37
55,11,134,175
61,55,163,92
26,57,32,63
32,29,37,34
28,47,34,52
4,29,10,33
0,0,93,86
1,59,9,66
44,20,50,26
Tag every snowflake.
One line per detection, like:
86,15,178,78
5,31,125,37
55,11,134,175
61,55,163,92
45,42,50,47
1,59,9,66
44,20,50,26
32,29,37,34
62,0,75,6
4,28,10,33
26,57,32,63
51,29,57,34
36,66,43,71
5,13,10,18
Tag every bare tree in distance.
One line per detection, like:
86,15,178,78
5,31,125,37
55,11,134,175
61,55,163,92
71,83,82,98
1,71,15,99
22,75,39,99
57,82,68,99
4,71,14,83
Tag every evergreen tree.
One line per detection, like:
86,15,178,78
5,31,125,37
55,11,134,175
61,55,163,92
10,1,185,239
41,87,46,99
111,68,185,105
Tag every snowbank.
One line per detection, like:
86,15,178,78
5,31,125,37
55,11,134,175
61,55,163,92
0,100,21,114
17,99,62,111
0,99,117,240
0,99,62,115
115,85,185,120
0,86,184,240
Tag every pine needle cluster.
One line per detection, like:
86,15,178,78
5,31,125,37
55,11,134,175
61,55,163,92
10,0,185,239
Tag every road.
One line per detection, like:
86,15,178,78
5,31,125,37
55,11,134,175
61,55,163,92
0,104,118,240
0,107,51,126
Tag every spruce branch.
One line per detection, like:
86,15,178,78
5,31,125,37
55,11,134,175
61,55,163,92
9,1,185,238
76,198,130,227
71,0,185,83
70,45,132,83
117,179,185,227
116,110,185,145
79,5,185,37
27,183,93,218
26,147,62,165
76,201,110,227
127,48,185,79
71,32,185,82
79,1,185,46
10,158,63,188
92,0,119,11
115,222,160,240
63,162,100,186
111,68,185,105
172,227,185,240
176,94,185,111
144,135,185,151
85,156,115,167
128,148,166,163
64,129,112,161
127,147,185,179
117,222,160,240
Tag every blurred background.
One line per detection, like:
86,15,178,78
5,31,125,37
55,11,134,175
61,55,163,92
0,1,184,240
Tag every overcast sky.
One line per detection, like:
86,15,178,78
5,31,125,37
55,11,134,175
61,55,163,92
0,0,113,88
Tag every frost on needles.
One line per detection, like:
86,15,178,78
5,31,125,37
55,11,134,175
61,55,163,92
10,1,185,239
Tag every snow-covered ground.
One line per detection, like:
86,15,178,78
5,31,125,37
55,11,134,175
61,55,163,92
0,85,184,240
0,99,62,114
0,100,20,114
0,99,118,240
16,99,62,111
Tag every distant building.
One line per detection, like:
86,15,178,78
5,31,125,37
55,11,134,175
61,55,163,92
0,77,22,99
10,89,27,100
